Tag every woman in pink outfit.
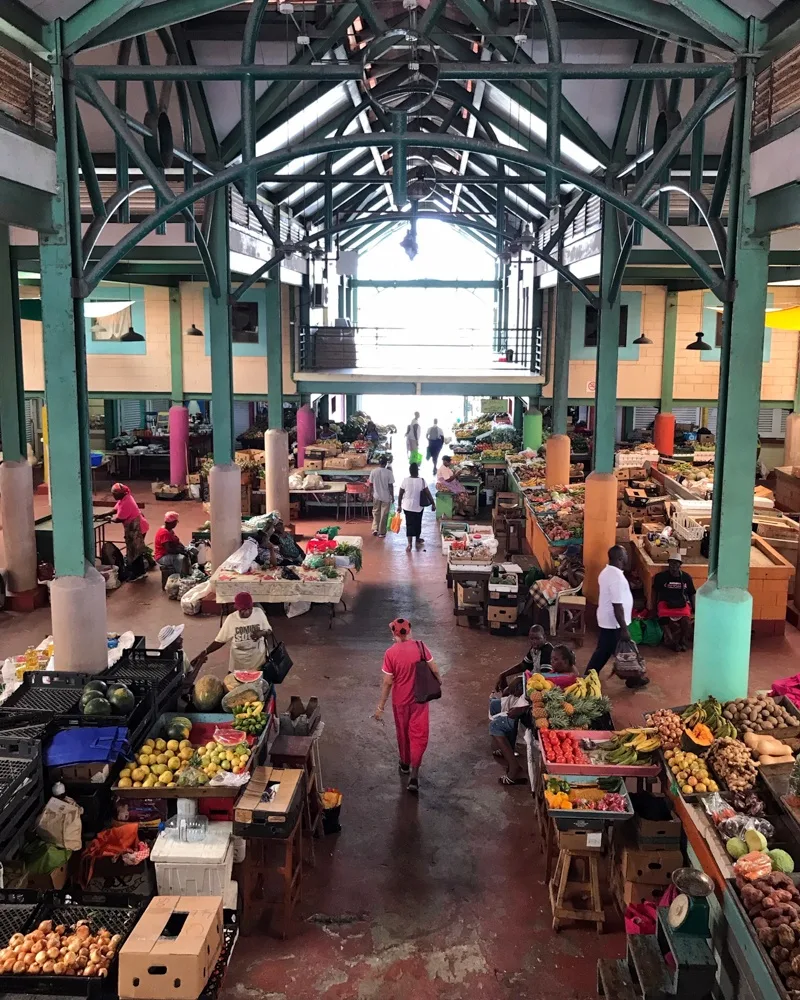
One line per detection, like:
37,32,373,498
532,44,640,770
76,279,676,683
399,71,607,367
111,483,150,580
374,618,441,794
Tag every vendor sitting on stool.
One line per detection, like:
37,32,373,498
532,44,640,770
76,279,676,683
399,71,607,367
490,676,529,786
653,553,696,652
154,511,190,577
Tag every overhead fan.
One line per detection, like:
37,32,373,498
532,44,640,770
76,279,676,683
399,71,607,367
407,158,436,202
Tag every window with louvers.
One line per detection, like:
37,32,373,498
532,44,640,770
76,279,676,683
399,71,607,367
753,43,800,139
0,48,53,137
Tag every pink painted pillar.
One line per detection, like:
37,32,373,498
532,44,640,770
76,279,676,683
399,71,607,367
169,405,190,486
296,403,316,468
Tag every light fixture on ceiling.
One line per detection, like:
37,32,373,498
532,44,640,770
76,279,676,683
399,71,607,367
632,333,653,345
686,331,712,351
186,323,204,337
120,282,143,341
400,226,418,260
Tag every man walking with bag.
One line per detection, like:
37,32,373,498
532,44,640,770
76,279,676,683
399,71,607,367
584,545,649,689
368,455,394,537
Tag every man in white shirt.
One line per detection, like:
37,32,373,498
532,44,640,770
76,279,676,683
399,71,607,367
585,545,649,688
368,455,395,537
426,418,445,472
191,592,272,672
405,411,421,457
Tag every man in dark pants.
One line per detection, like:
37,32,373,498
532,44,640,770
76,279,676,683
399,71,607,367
585,544,649,689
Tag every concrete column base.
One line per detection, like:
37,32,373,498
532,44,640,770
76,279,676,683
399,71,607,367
785,412,800,467
0,460,38,594
691,581,752,701
209,464,242,570
523,409,543,451
50,565,108,673
545,434,571,488
263,429,290,521
582,472,618,605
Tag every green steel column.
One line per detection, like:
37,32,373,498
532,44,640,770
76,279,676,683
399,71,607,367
266,278,283,430
103,400,117,449
39,27,94,574
345,394,357,421
169,286,184,405
660,290,678,412
692,22,769,703
208,188,234,464
552,278,572,437
513,397,524,433
337,276,345,320
592,207,622,474
0,227,26,462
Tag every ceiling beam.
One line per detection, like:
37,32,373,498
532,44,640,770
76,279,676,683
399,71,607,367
669,0,750,51
63,0,146,56
0,0,46,57
79,0,243,51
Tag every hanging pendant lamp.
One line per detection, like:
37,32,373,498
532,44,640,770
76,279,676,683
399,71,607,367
186,323,204,336
632,333,653,345
686,331,712,351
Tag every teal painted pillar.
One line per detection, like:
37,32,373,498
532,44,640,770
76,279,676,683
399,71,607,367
345,394,357,422
552,278,572,437
169,287,184,405
104,400,117,450
266,278,283,430
692,22,768,702
660,290,677,412
513,397,524,433
39,22,107,671
523,410,542,450
208,188,233,464
592,207,622,475
0,227,26,462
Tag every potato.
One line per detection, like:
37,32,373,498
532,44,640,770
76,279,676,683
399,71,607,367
782,962,795,977
791,954,800,975
754,917,770,929
773,946,791,963
760,927,779,947
778,925,795,949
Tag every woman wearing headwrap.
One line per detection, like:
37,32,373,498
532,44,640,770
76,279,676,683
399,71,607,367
110,483,150,581
191,592,272,672
373,618,441,794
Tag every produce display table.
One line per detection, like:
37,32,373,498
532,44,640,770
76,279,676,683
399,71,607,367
35,506,113,563
215,569,347,606
315,465,378,479
289,481,346,518
631,534,793,634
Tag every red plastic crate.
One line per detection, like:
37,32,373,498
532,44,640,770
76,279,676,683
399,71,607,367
198,797,236,822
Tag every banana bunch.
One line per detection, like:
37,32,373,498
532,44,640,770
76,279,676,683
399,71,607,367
599,727,661,765
682,697,737,738
564,669,601,699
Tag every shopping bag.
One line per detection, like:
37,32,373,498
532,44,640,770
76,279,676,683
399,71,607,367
414,642,442,703
612,637,647,681
390,511,402,533
410,450,423,466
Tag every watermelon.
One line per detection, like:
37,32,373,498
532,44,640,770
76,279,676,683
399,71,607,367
83,679,107,697
107,683,135,714
83,696,112,716
193,675,224,711
167,722,191,741
233,671,263,683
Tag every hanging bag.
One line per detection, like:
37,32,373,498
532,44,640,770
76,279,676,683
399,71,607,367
418,479,435,508
612,637,647,682
414,641,442,704
263,632,294,685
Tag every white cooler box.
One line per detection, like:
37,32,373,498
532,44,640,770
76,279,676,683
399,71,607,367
151,820,234,896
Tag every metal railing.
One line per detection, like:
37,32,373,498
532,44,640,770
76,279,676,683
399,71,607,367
299,324,542,375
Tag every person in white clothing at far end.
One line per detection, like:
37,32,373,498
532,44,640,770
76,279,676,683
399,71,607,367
583,545,649,689
426,418,445,473
368,455,395,537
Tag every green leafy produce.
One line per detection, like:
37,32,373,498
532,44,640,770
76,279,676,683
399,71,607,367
768,849,795,873
335,542,362,571
727,837,748,859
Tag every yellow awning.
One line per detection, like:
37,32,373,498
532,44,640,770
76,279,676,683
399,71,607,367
762,307,800,330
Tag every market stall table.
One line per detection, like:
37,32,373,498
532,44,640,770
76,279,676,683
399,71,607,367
289,481,346,519
214,568,349,619
34,506,113,563
631,534,793,634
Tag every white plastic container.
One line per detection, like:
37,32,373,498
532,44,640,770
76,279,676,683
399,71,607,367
151,820,233,896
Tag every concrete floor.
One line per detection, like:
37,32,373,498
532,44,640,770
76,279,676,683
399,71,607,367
3,484,800,999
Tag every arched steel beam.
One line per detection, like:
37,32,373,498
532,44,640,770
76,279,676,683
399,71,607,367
82,132,728,298
231,211,599,306
609,183,726,304
241,0,269,202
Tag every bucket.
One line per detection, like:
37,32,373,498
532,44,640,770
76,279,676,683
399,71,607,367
189,484,201,499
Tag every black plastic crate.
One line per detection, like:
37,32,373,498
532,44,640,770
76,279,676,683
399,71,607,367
104,647,183,713
0,710,56,744
0,739,41,821
0,890,143,997
60,678,156,750
2,673,90,715
0,774,45,861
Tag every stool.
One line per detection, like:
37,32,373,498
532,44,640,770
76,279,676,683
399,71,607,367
269,734,323,865
238,812,302,938
556,595,587,647
549,845,605,933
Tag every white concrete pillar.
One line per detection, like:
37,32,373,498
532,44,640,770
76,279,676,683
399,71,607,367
50,565,108,673
784,412,800,468
263,429,290,521
0,460,37,593
210,463,242,570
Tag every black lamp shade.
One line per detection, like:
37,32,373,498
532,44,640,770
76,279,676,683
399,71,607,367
686,331,711,351
186,323,204,336
633,334,653,345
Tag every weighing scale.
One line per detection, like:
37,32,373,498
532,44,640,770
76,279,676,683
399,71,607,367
667,867,715,936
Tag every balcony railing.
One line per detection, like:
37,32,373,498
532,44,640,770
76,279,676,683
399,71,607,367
0,47,53,141
299,324,543,376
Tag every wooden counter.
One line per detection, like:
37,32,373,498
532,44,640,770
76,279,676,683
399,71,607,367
774,466,800,513
631,535,793,634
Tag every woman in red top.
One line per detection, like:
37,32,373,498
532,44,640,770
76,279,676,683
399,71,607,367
374,618,441,794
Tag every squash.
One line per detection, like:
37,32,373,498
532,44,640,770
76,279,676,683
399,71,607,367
682,723,715,753
744,732,793,756
759,753,795,766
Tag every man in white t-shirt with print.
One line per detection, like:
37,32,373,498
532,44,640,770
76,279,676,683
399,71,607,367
585,545,649,688
191,592,272,672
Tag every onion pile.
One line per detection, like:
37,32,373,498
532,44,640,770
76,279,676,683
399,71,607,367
0,919,122,977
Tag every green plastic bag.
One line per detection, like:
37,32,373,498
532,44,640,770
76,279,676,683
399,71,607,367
410,450,423,466
629,618,663,646
628,619,644,645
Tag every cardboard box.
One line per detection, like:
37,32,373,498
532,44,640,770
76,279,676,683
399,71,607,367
26,864,68,891
118,896,223,1000
50,761,111,783
558,829,604,852
235,766,303,825
303,459,324,471
350,453,368,468
635,814,681,846
487,605,518,623
456,582,484,608
621,846,684,885
621,881,667,905
324,456,355,469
